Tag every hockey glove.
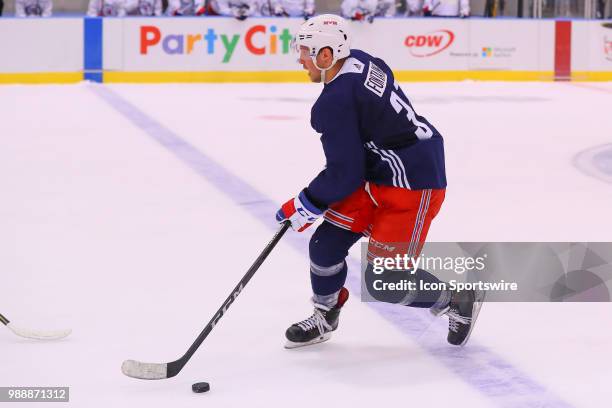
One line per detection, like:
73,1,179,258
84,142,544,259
276,191,323,232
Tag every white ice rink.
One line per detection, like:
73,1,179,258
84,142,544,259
1,81,612,407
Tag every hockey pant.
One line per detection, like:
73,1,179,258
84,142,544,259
309,182,449,308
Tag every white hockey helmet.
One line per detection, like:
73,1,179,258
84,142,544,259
292,14,351,74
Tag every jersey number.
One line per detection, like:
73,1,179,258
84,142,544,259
389,83,433,140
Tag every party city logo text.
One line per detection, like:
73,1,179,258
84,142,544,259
140,25,293,63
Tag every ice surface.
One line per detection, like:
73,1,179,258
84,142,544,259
1,81,612,407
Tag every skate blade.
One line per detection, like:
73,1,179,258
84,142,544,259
284,332,332,349
459,289,487,347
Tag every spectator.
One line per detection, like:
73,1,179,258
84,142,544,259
596,0,610,18
341,0,395,22
405,0,423,15
254,0,273,15
207,0,257,20
87,0,162,16
137,0,163,14
553,0,577,17
375,0,396,16
422,0,469,17
0,0,4,16
166,0,205,15
271,0,314,18
16,0,53,17
484,0,504,16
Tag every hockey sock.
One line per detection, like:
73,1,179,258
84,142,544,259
313,290,342,308
310,260,348,304
309,221,362,305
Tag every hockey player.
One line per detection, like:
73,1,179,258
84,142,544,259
405,0,423,16
254,0,272,16
87,0,162,16
422,0,469,17
276,14,484,349
15,0,52,17
87,0,124,16
207,0,257,19
135,0,163,15
271,0,314,18
341,0,396,21
166,0,206,15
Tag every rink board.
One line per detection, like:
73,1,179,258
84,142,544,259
0,17,611,83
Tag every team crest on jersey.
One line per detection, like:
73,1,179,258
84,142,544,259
364,62,387,98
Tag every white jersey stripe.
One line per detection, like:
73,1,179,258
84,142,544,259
367,141,404,188
368,147,400,187
367,141,410,189
377,149,407,188
387,150,411,189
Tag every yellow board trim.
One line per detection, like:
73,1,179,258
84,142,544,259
105,70,561,83
0,70,610,84
394,71,556,82
571,71,612,81
103,71,311,83
0,72,82,84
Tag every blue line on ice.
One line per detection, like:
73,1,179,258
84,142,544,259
89,83,574,408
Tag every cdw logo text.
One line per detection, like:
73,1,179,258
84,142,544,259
404,30,455,57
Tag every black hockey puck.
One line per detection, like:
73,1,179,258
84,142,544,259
192,382,210,393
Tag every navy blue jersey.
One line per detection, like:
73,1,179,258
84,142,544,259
305,49,447,208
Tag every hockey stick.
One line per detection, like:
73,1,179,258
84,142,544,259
121,221,291,380
0,312,71,340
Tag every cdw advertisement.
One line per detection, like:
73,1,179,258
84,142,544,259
350,19,471,71
354,18,548,72
117,18,299,71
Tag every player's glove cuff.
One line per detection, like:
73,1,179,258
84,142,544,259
276,191,324,232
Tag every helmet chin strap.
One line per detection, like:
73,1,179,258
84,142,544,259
312,56,336,84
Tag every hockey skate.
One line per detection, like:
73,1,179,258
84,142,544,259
285,287,349,349
431,287,486,346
